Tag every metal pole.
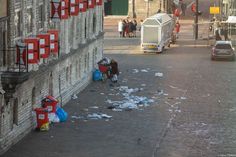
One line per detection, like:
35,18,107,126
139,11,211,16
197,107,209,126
195,0,199,40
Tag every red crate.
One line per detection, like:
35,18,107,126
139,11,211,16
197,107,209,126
35,108,49,129
98,64,110,73
42,96,58,113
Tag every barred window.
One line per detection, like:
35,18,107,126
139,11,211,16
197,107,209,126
38,5,44,29
93,14,96,33
14,10,22,37
27,8,33,33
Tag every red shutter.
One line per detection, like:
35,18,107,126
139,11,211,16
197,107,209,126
16,42,27,65
37,34,50,58
24,38,40,64
51,1,61,21
88,0,95,8
79,0,87,12
61,0,70,19
70,0,79,16
96,0,102,5
47,30,59,54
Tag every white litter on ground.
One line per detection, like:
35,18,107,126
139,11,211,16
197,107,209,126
141,69,148,72
71,115,84,120
87,113,112,120
71,113,112,121
180,97,187,100
49,113,60,123
169,85,177,89
122,79,128,83
157,90,164,95
107,86,155,111
72,94,78,100
90,106,99,109
112,108,123,112
155,72,163,77
141,84,146,87
133,69,139,73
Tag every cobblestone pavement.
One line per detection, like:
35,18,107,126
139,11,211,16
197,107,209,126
2,18,236,157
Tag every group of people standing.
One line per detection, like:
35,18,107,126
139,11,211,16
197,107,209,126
118,18,138,38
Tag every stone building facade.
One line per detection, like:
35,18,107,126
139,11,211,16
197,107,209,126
128,0,172,19
0,0,104,154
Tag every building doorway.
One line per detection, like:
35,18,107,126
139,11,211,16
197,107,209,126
105,0,128,15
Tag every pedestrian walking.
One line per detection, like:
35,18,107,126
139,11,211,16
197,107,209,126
128,20,133,37
122,20,126,37
132,19,137,37
125,20,129,37
139,19,143,31
181,3,187,16
118,19,123,37
174,8,180,21
110,59,119,83
175,21,180,38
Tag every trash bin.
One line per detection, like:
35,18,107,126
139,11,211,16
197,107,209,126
35,108,49,131
42,95,58,113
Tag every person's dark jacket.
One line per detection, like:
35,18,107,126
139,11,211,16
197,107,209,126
110,61,119,75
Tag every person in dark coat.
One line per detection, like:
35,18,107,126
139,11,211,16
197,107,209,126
122,20,127,37
128,21,134,37
132,19,137,37
110,59,119,82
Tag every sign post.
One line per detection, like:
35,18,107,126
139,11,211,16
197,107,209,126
195,0,198,40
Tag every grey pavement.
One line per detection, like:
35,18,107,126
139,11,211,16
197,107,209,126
2,18,236,157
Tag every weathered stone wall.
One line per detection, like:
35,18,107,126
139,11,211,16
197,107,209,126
0,0,104,154
128,0,171,19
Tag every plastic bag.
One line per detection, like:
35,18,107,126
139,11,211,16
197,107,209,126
93,69,102,81
56,107,68,122
111,74,118,82
48,113,60,123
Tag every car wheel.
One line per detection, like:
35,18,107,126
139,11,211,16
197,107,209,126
160,46,164,53
231,56,235,61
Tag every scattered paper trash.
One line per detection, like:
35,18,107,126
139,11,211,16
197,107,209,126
106,86,155,111
83,108,89,112
141,84,146,87
90,106,99,109
169,85,177,89
155,72,163,77
48,113,60,123
157,90,164,95
133,69,139,73
87,113,112,120
71,115,84,120
141,69,148,72
72,94,78,100
71,113,112,121
112,108,123,112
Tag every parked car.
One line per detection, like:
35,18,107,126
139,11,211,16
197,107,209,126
211,41,235,61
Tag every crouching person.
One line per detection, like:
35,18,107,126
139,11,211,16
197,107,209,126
110,59,119,83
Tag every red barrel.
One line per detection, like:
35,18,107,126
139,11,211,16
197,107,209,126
35,108,49,129
42,96,58,113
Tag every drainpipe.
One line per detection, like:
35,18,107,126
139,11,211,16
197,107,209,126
133,0,136,18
